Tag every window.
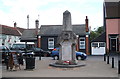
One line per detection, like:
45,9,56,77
48,38,54,49
99,43,105,47
79,37,85,49
92,42,105,47
92,42,98,47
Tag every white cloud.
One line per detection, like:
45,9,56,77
0,0,104,30
0,10,13,26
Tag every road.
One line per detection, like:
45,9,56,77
1,56,119,78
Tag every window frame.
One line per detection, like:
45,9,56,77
48,38,54,49
92,42,105,48
79,37,85,49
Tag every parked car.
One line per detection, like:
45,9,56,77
0,45,10,63
51,48,87,60
11,42,36,57
31,48,51,57
11,42,35,51
22,51,35,57
0,45,25,63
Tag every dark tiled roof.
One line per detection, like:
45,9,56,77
91,32,106,42
21,29,37,41
104,1,120,18
104,0,120,2
0,25,22,36
39,24,86,36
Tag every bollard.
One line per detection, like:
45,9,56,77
39,56,41,60
107,56,109,64
112,57,114,68
39,54,41,60
118,60,120,74
104,54,106,61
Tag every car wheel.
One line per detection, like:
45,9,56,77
54,55,59,60
76,56,82,60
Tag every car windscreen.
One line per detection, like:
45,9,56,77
34,48,43,51
0,46,7,50
0,46,3,50
12,44,26,49
0,46,10,52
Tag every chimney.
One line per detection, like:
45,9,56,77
27,15,29,29
85,16,89,55
85,16,89,32
35,19,41,48
35,19,39,35
14,22,17,28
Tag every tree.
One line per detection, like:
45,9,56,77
90,31,97,41
97,26,104,34
90,26,104,41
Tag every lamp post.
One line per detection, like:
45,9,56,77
76,35,79,51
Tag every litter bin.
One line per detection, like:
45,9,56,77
25,53,35,70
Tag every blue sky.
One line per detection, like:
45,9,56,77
0,0,104,30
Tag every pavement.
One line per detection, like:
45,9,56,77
107,55,119,69
1,56,120,78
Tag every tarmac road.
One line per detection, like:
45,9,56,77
1,56,119,78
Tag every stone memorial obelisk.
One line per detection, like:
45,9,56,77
50,10,85,67
56,10,77,65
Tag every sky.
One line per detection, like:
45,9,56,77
0,0,104,30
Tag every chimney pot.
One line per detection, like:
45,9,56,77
86,16,88,19
14,22,17,27
35,20,39,35
85,16,89,32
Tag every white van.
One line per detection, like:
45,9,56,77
11,42,35,50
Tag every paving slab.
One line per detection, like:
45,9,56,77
1,56,119,78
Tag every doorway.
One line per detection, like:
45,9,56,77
109,34,119,52
110,39,117,51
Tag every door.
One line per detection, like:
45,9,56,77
110,39,116,51
91,42,106,55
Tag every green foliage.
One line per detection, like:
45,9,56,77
97,26,104,34
90,31,97,41
90,26,104,41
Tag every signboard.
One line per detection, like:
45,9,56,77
12,53,19,65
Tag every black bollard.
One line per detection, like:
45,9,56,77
107,56,109,64
104,54,106,61
39,56,41,60
112,57,114,68
39,54,41,60
118,60,120,74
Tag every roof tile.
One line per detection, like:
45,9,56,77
0,24,24,36
39,24,86,36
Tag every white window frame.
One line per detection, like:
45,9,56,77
48,38,54,49
79,37,85,49
99,42,105,47
92,42,98,47
92,42,105,48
